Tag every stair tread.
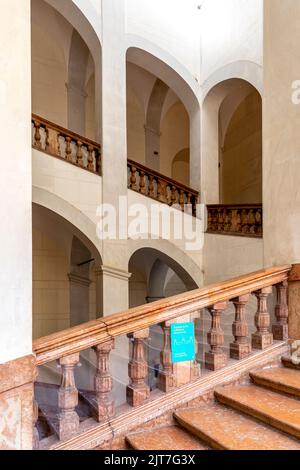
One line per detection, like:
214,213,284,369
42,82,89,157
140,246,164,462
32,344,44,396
250,367,300,395
126,426,208,450
215,385,300,439
175,404,300,450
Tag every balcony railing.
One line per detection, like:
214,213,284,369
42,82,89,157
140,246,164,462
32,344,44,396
33,265,290,449
32,115,200,216
207,204,263,238
128,159,200,216
32,115,102,175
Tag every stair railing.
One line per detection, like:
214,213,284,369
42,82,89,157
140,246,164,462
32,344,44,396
33,265,291,447
32,114,102,175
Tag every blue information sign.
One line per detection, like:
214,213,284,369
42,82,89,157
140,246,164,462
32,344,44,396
170,322,195,363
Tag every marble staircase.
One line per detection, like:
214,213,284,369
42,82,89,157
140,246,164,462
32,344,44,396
125,357,300,450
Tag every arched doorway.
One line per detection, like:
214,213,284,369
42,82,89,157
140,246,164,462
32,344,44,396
126,47,199,189
32,203,102,339
31,0,101,140
202,78,262,205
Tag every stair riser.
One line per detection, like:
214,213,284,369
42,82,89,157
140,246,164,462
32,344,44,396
250,375,300,399
174,416,225,450
215,392,300,440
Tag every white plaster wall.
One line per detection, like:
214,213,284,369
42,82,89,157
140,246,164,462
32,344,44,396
203,234,263,285
263,0,300,266
127,190,203,286
32,150,102,224
0,0,32,363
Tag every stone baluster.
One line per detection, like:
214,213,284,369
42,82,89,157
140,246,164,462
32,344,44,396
130,166,138,191
93,340,115,421
139,171,147,195
272,281,289,341
252,287,273,349
45,126,51,153
76,140,84,167
65,136,72,163
205,302,228,371
149,175,155,198
158,322,174,392
186,193,193,214
57,132,61,157
34,121,42,149
87,144,94,171
230,295,252,360
157,179,167,203
179,190,185,211
96,149,102,174
171,186,177,206
57,353,80,441
127,329,150,407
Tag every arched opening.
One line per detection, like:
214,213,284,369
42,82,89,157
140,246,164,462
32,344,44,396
171,148,190,187
31,0,101,140
32,203,102,339
129,247,198,391
202,78,262,204
219,87,262,204
126,47,199,189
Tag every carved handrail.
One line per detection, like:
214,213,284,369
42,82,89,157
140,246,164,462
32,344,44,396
128,159,200,216
33,265,290,365
32,114,102,175
207,204,263,238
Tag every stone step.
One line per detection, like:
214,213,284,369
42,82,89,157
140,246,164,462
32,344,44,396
250,367,300,398
126,426,208,450
174,404,300,450
282,355,300,371
215,385,300,439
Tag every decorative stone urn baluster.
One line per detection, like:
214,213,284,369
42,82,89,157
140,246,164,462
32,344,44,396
87,144,94,171
157,179,167,203
96,149,102,174
127,329,150,407
252,287,273,349
272,281,289,341
93,340,115,421
179,190,185,210
57,132,61,157
65,136,72,163
158,322,174,392
139,171,146,195
57,353,80,441
130,166,138,191
149,175,155,198
230,295,252,360
76,140,84,167
171,186,177,206
45,126,50,153
34,120,42,149
205,302,228,371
